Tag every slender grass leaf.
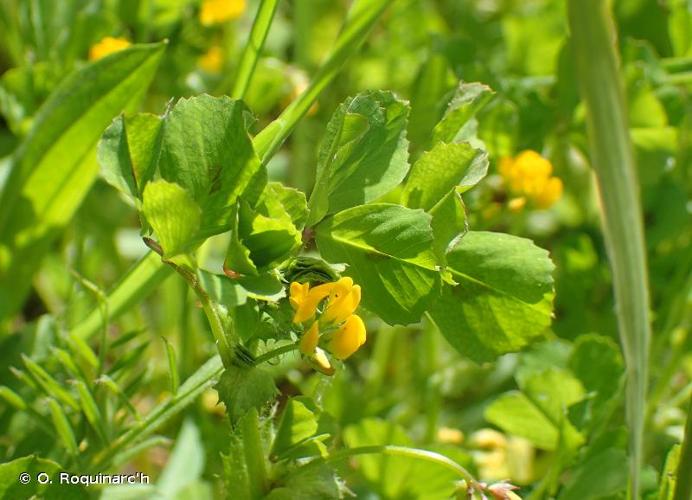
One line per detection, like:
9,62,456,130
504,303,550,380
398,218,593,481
568,2,652,495
315,204,441,325
21,354,79,411
74,379,107,443
0,385,26,410
48,398,78,455
162,337,180,395
94,355,223,470
0,42,166,319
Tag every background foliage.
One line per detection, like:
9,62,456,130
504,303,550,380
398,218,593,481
0,0,690,499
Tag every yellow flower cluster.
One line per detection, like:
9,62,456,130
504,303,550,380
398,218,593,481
199,46,224,73
88,36,131,61
199,0,246,26
499,150,563,209
289,277,366,363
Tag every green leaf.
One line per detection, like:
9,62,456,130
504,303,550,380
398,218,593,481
343,418,463,499
0,455,61,499
428,231,555,362
307,91,410,226
141,180,202,258
557,449,628,500
401,142,486,259
215,365,277,423
568,334,623,426
486,368,585,451
98,113,163,201
157,94,264,236
407,52,455,148
401,142,487,210
658,445,680,500
0,42,166,319
226,183,307,273
315,204,441,325
266,464,341,500
157,420,206,499
271,397,320,459
432,82,494,145
48,398,78,455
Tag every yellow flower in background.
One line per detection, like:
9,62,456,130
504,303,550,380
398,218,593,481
533,176,563,209
329,314,366,360
321,277,361,325
500,150,563,209
200,0,246,26
199,46,224,73
89,36,131,61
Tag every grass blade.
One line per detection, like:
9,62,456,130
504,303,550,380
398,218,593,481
674,399,692,500
253,0,392,161
0,42,166,319
567,1,652,497
91,354,223,471
231,0,280,100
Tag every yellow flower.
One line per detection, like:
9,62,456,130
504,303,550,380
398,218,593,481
290,281,333,324
89,36,131,61
321,277,361,325
500,150,562,209
329,314,366,360
299,322,320,355
308,347,335,376
199,0,246,26
199,46,224,73
533,176,563,209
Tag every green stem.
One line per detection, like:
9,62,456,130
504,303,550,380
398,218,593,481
144,239,235,367
242,408,269,498
567,2,651,498
302,445,477,486
253,0,392,162
252,342,299,366
674,399,692,500
231,0,280,100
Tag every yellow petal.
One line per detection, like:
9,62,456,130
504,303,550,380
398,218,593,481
299,322,319,355
309,347,335,376
289,282,310,310
329,314,366,360
534,176,563,209
89,37,131,61
293,283,333,324
200,0,246,26
199,46,223,73
322,283,361,324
